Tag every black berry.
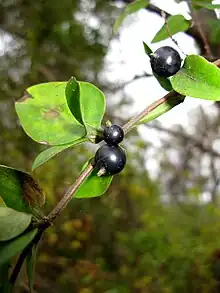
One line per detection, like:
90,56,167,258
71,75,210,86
103,124,124,145
95,144,126,175
150,46,181,77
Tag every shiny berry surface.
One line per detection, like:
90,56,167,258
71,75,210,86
95,144,126,175
103,124,124,145
150,46,181,77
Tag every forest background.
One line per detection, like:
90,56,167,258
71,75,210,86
1,0,220,292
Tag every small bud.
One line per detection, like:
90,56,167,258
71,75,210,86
97,167,106,177
105,120,112,127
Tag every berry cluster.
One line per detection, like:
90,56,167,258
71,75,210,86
94,46,181,176
95,124,126,175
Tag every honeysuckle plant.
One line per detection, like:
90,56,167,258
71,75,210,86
0,0,220,292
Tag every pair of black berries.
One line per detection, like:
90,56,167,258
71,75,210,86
94,125,126,175
94,46,181,175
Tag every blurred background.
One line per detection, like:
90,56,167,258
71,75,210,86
1,0,220,292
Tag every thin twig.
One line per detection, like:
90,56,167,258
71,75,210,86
187,1,213,59
47,164,94,222
10,248,30,285
122,91,182,134
210,157,220,204
162,11,186,56
147,3,170,18
193,12,213,59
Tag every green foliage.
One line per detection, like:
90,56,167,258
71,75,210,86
65,78,82,124
1,0,220,292
0,229,37,267
113,0,149,34
65,78,106,136
138,94,185,125
151,15,191,43
75,160,113,198
171,55,220,100
0,207,32,241
32,138,88,170
153,73,173,91
0,165,45,214
15,82,86,146
143,42,153,56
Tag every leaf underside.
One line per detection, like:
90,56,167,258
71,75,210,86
0,207,32,241
0,229,37,267
65,78,106,135
0,165,45,213
32,138,87,170
152,14,191,43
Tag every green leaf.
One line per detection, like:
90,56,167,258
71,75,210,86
65,77,82,124
75,160,113,198
79,82,106,133
136,93,185,124
0,207,32,241
26,242,38,293
152,15,191,43
0,165,45,213
0,229,37,267
143,42,153,56
171,55,220,100
113,0,149,34
15,82,86,145
32,137,88,170
153,73,173,91
65,78,106,135
0,263,12,293
193,2,220,9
